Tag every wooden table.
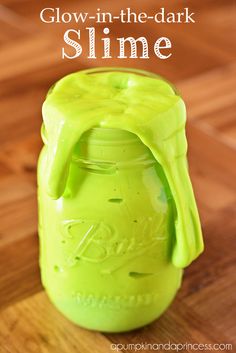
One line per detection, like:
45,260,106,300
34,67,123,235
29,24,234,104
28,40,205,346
0,1,235,352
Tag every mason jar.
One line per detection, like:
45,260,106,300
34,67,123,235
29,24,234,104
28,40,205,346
38,68,183,332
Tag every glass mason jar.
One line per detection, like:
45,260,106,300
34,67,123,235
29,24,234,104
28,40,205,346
38,68,182,332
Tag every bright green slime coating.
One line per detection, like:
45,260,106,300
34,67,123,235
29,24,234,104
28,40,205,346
38,68,203,332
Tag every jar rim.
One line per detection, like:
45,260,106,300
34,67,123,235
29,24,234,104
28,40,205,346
47,67,177,98
79,67,176,93
79,67,160,79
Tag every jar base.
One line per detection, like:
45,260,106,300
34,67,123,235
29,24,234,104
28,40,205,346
45,282,182,333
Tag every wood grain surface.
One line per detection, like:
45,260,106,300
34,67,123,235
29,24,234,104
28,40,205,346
0,1,235,352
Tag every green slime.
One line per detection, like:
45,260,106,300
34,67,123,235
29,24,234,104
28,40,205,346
38,68,204,331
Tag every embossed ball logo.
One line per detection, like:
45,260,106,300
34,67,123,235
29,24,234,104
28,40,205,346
62,216,166,271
